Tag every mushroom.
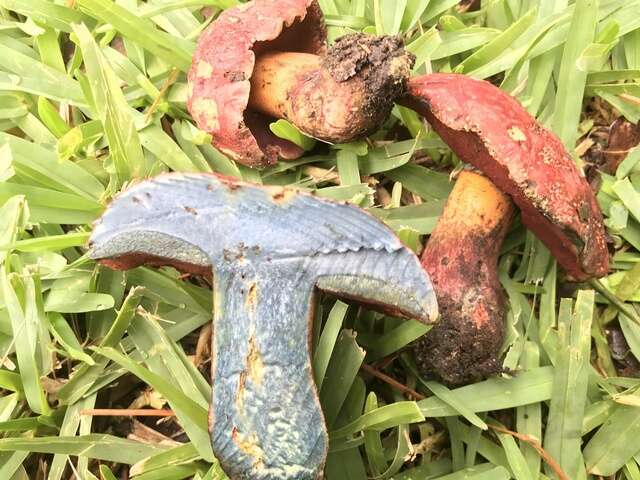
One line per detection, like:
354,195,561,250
88,173,437,479
187,0,414,167
399,73,609,385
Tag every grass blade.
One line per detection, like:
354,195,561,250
0,435,167,464
1,267,50,415
583,404,640,475
313,300,349,388
74,23,146,186
419,367,554,417
320,329,366,428
543,291,594,479
77,0,193,72
551,0,598,149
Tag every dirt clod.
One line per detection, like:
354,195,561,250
413,292,506,386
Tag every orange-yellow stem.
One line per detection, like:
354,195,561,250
249,51,320,120
414,170,515,385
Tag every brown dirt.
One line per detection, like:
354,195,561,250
603,118,640,174
413,286,506,386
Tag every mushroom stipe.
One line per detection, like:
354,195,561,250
249,33,414,145
414,170,515,385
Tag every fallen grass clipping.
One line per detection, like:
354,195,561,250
1,0,640,479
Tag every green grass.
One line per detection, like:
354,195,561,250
0,0,640,478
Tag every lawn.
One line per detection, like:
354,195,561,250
1,0,640,479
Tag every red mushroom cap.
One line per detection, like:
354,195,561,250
188,0,326,167
401,73,609,281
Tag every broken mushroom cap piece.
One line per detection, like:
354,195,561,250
401,73,609,281
88,173,438,480
188,0,414,168
414,169,515,385
188,0,326,167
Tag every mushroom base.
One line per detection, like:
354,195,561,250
413,289,506,386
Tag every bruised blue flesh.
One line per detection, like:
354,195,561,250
89,173,438,480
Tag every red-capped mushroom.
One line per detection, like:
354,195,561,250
401,73,609,384
402,74,608,280
187,0,414,167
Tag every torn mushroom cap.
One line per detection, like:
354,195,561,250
401,73,609,281
188,0,326,168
